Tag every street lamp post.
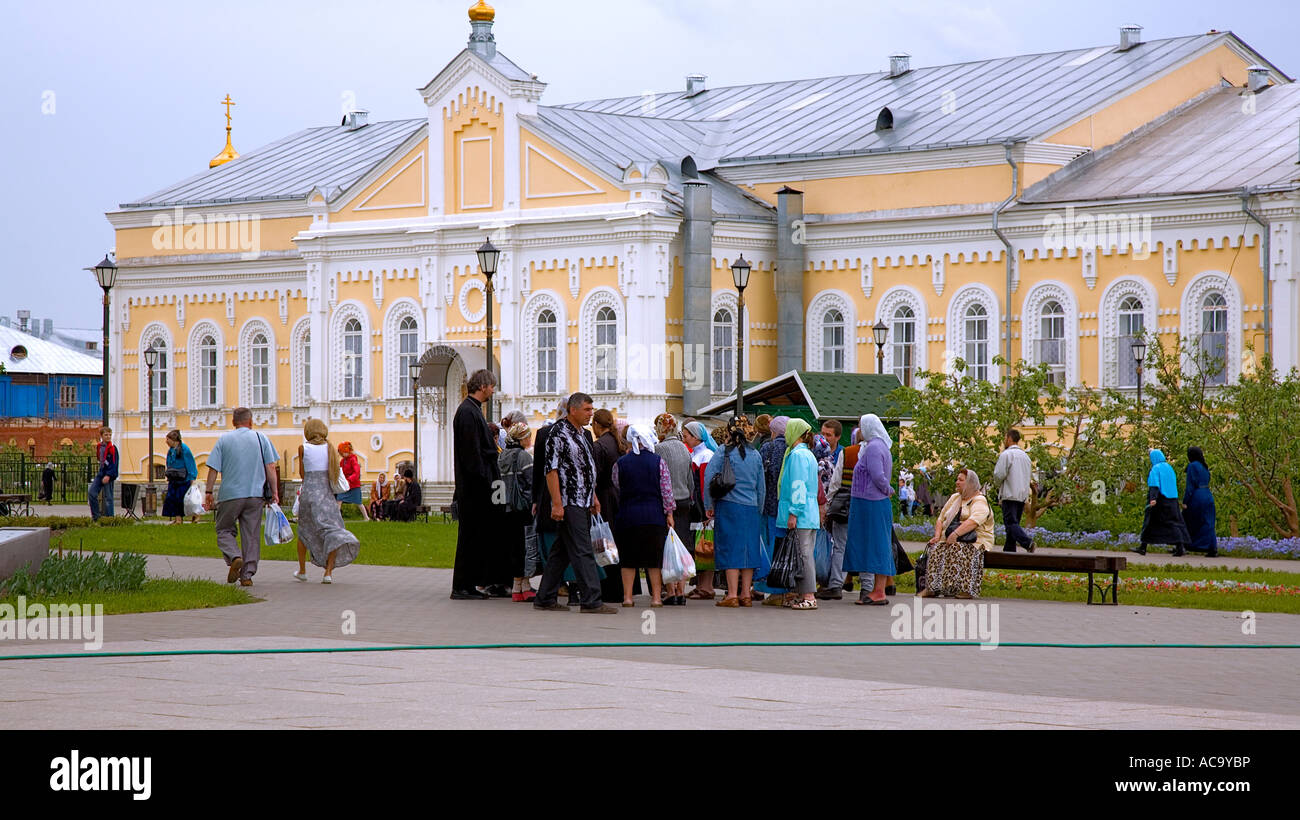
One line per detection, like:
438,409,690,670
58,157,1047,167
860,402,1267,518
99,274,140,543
476,238,501,423
410,362,422,484
88,254,117,429
1132,337,1148,408
143,344,158,516
730,255,751,419
872,320,889,375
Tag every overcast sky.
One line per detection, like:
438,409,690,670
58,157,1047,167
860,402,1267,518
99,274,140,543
3,0,1297,332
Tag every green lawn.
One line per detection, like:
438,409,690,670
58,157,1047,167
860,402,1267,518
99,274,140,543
55,520,459,568
1,578,254,617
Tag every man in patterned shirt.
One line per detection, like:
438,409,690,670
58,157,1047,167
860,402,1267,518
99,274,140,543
534,392,617,614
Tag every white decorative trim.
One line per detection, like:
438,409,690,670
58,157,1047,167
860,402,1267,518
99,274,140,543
579,287,624,394
176,298,185,329
383,298,423,401
931,256,945,296
860,261,873,299
522,290,567,395
805,289,856,372
459,135,493,210
251,409,277,427
524,143,601,199
1098,277,1158,388
372,270,384,310
225,293,235,326
238,317,277,408
1081,248,1097,290
710,290,740,394
290,317,311,407
353,151,427,211
187,320,224,410
138,322,173,410
190,411,224,429
330,400,374,421
569,262,580,301
876,285,928,381
1020,280,1079,388
1163,243,1178,287
331,300,370,401
458,279,487,323
946,284,999,380
384,399,414,420
370,434,384,451
1180,271,1242,384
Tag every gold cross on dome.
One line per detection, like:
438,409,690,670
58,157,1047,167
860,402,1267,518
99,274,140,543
221,94,235,128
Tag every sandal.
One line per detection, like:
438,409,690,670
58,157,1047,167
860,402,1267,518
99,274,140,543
686,588,714,600
739,597,752,608
781,594,797,608
790,599,818,611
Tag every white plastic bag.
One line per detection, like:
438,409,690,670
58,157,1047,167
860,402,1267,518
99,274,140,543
661,528,697,584
183,483,205,517
333,469,351,495
263,503,294,545
591,514,620,567
291,488,301,518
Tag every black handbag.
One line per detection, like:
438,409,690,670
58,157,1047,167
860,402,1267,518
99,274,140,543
689,469,707,523
944,517,978,544
165,468,187,482
891,525,914,574
709,447,737,500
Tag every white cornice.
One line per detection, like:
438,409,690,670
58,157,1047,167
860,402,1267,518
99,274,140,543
107,200,312,229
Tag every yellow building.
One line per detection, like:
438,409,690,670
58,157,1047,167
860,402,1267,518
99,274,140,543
105,4,1299,490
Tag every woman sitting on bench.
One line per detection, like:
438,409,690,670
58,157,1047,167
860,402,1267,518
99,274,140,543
922,468,994,599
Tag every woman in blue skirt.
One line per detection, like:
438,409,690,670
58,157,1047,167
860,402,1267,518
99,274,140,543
704,417,767,607
1183,446,1217,557
844,413,895,605
756,416,789,603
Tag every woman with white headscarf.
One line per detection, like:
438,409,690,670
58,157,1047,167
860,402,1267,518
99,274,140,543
922,467,994,598
681,420,719,599
611,423,676,607
703,417,767,606
843,414,896,604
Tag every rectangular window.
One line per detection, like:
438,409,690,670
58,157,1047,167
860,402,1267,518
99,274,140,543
59,384,76,409
538,325,556,393
252,346,270,406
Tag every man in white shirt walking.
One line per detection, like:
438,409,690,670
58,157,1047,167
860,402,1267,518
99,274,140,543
992,429,1035,553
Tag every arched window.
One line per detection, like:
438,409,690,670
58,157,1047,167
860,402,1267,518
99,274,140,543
964,304,989,381
891,305,915,387
343,318,363,399
397,316,418,398
712,308,735,393
1201,292,1228,385
595,306,618,392
822,309,845,372
1118,296,1144,388
197,335,218,408
149,338,169,408
537,309,558,394
250,333,271,406
1038,300,1066,384
302,332,312,401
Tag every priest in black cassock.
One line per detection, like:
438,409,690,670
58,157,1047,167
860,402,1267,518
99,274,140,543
451,368,505,599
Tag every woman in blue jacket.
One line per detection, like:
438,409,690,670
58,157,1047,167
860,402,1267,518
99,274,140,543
161,429,198,523
704,417,767,607
1183,446,1217,557
777,418,822,611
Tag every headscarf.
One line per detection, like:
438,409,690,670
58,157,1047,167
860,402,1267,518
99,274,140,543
722,416,751,457
959,467,982,500
858,413,891,447
754,414,771,439
626,424,658,455
507,422,530,443
768,415,790,439
778,418,812,486
812,434,835,493
1187,446,1207,470
654,413,679,440
304,418,341,484
1148,449,1179,499
338,440,354,455
684,421,719,465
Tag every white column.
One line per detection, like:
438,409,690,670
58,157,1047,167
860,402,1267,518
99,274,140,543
1272,217,1298,374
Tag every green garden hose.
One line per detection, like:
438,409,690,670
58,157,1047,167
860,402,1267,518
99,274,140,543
1,640,1297,661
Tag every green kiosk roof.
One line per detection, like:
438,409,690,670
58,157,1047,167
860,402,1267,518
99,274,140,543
697,370,905,421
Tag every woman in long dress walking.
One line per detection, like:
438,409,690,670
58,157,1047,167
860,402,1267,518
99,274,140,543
1134,449,1190,556
1183,446,1217,557
295,419,361,583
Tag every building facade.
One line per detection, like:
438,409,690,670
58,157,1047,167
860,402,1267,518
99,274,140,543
104,3,1299,484
0,325,103,456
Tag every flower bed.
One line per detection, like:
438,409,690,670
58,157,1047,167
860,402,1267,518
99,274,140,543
982,571,1300,597
893,523,1300,559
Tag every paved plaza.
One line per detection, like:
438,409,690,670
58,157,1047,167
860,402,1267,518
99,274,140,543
0,552,1296,729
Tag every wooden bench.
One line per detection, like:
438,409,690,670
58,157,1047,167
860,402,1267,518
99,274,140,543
0,493,32,517
439,505,454,523
982,551,1127,605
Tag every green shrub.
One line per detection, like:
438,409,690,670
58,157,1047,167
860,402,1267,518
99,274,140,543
0,551,148,597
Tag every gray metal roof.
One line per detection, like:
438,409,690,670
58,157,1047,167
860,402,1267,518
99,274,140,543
119,118,426,209
0,325,102,377
1020,84,1300,203
554,33,1261,162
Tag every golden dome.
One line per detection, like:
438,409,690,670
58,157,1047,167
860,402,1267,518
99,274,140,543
468,1,495,22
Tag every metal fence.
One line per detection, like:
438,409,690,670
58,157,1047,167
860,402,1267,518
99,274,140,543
0,453,97,504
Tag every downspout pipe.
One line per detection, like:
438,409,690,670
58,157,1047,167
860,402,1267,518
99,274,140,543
991,141,1020,376
1239,187,1272,362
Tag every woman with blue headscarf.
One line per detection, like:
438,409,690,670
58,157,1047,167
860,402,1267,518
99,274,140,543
682,420,720,599
1134,449,1190,556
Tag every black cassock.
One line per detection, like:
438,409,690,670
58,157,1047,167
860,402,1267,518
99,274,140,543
452,395,504,589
